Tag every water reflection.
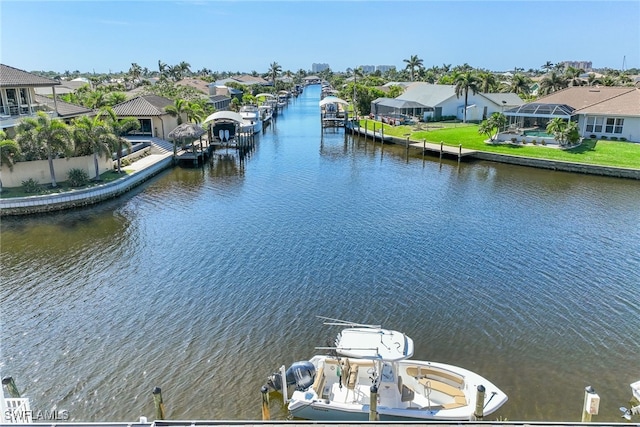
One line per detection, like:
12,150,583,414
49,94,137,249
1,85,639,423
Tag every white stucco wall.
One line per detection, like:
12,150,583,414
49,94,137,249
1,155,112,188
577,115,640,143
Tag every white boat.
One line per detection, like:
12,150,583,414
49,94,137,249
238,105,262,134
265,318,508,421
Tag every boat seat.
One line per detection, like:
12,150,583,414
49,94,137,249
341,358,351,388
441,396,467,410
418,377,464,397
406,366,464,385
347,364,358,389
312,365,325,394
398,376,415,402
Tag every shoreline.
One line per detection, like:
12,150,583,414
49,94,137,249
369,130,640,180
2,133,638,216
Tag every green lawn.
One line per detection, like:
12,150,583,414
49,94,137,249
1,170,130,199
360,120,640,169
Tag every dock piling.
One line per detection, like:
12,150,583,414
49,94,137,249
369,385,378,421
261,385,270,420
152,386,166,420
2,377,21,398
582,385,600,422
472,384,485,420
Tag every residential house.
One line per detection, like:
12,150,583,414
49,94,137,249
0,64,65,136
372,82,523,122
504,86,640,142
111,94,183,140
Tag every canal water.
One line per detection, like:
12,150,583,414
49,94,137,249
1,85,639,423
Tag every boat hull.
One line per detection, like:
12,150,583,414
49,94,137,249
285,355,507,422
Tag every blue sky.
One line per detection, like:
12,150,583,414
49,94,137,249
1,0,639,75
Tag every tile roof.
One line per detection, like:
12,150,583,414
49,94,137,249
529,86,639,117
34,94,95,118
176,78,210,95
112,95,174,116
0,64,60,87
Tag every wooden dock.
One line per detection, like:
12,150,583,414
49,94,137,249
408,140,477,158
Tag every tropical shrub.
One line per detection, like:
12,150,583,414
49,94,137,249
21,178,42,194
68,168,90,187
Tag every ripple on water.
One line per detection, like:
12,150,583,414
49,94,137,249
1,85,639,422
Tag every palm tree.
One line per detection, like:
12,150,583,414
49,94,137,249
504,73,532,96
453,71,480,123
477,71,498,93
88,91,107,109
129,63,142,83
269,62,282,87
72,115,118,180
586,73,600,86
541,61,554,73
403,55,424,81
100,106,139,173
185,101,205,124
16,111,73,188
539,71,568,95
599,75,617,86
565,66,585,86
478,112,507,141
178,61,191,78
546,118,579,146
165,99,187,125
0,130,20,192
158,60,167,78
107,92,127,106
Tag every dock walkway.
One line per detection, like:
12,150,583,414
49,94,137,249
407,140,477,157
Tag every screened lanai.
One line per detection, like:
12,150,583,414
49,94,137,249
371,98,430,123
504,103,575,130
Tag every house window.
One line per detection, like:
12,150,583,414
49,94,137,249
5,89,18,115
605,117,624,134
585,116,604,133
138,119,152,134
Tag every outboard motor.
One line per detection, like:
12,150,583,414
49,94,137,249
267,361,316,392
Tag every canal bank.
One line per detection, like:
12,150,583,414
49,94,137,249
0,150,174,216
381,133,640,180
2,125,639,217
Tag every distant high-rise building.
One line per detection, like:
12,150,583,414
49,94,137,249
312,63,330,73
561,60,592,71
376,65,395,73
359,65,375,74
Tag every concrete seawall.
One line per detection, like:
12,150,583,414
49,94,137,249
0,153,174,216
360,128,639,180
471,151,640,180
